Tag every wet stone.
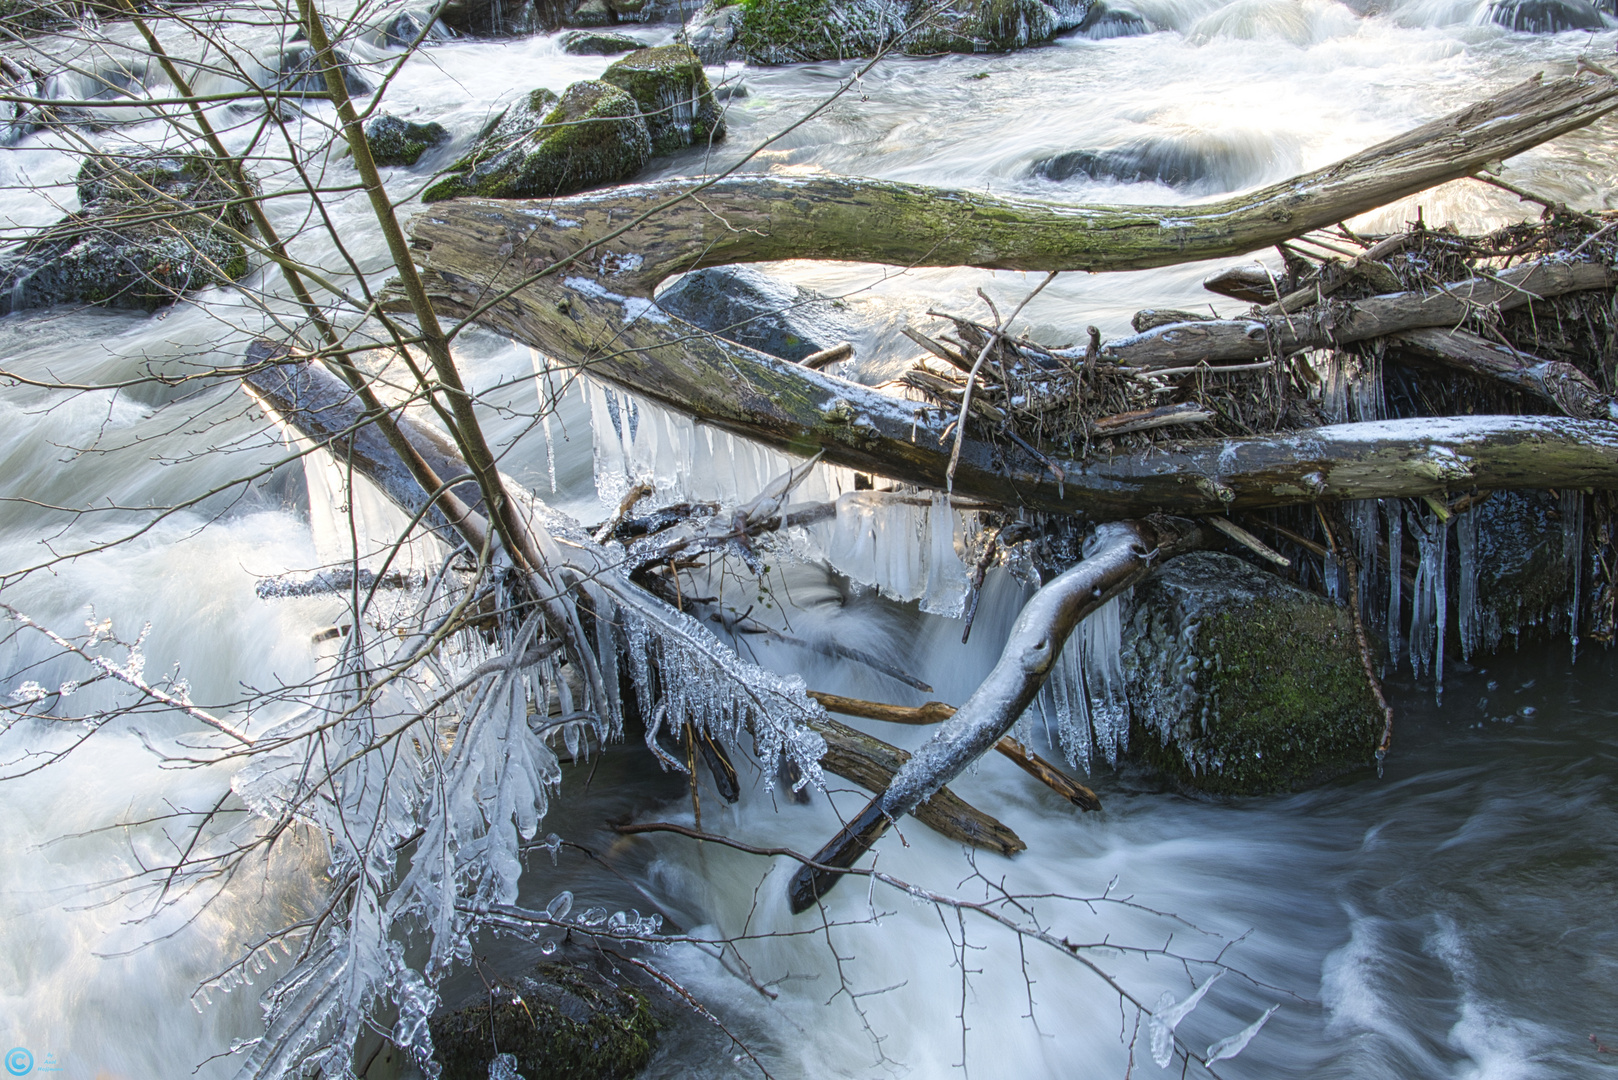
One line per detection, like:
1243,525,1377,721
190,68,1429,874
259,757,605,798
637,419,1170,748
429,962,657,1080
561,29,645,54
1471,489,1577,650
655,265,861,362
1487,0,1605,31
1121,551,1381,795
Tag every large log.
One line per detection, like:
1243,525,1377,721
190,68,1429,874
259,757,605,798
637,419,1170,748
406,72,1618,290
1384,327,1618,421
1091,261,1615,369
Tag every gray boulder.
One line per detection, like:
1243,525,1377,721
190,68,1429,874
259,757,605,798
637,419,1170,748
1,153,250,315
274,44,374,97
422,81,651,201
1122,551,1381,795
363,113,450,166
559,29,643,53
656,266,862,362
600,44,724,155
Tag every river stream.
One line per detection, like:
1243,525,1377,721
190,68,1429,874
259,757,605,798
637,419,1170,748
2,2,1617,1077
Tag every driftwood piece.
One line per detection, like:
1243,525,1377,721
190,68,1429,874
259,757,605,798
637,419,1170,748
807,690,1102,810
787,518,1205,912
1203,265,1279,304
1091,401,1215,436
807,715,1025,856
1385,327,1618,421
1092,261,1615,370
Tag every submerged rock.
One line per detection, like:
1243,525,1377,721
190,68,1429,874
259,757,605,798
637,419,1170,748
363,113,450,166
1122,551,1381,795
601,44,725,155
656,265,861,362
422,81,651,201
429,962,657,1080
274,44,374,97
1469,489,1579,650
694,0,1094,65
1488,0,1605,31
1072,0,1151,36
1031,131,1275,191
560,28,645,53
366,8,456,47
0,153,250,315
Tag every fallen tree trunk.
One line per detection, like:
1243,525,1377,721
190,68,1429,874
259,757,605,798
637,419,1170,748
406,71,1618,289
786,517,1205,912
1092,261,1615,369
1384,327,1618,421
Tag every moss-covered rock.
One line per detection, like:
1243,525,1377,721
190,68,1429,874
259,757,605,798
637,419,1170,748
561,29,644,53
0,152,250,315
422,81,650,202
713,0,1093,64
364,113,450,166
601,45,724,155
430,962,657,1080
1121,551,1380,796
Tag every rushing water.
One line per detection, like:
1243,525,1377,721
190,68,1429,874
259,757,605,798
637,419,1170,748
2,1,1618,1076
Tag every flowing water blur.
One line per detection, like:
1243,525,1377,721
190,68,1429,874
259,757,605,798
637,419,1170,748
2,3,1617,1076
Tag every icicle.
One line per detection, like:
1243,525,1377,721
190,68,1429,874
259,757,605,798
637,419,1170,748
528,347,559,493
1386,501,1402,671
1206,1005,1280,1065
1408,508,1436,681
1148,970,1224,1068
1433,507,1448,702
1323,547,1340,604
1562,489,1584,661
1456,506,1479,661
920,493,969,617
1081,592,1130,766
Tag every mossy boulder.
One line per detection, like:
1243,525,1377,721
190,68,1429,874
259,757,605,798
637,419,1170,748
1121,551,1381,796
601,45,724,155
711,0,1093,64
422,81,651,202
561,29,644,53
363,113,450,166
0,152,250,315
430,962,657,1080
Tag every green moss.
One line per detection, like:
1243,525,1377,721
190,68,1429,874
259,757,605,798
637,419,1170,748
429,963,657,1080
1125,552,1380,796
601,45,725,155
364,114,451,167
424,82,649,202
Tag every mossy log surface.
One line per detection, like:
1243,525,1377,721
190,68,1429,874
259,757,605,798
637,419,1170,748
407,71,1618,285
398,70,1618,517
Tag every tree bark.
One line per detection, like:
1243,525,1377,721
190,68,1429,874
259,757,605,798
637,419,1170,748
1093,261,1614,369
